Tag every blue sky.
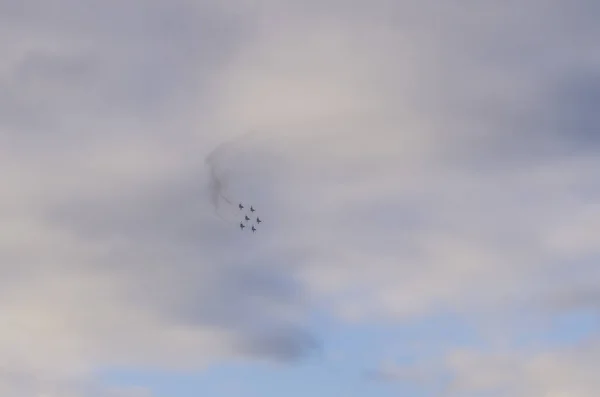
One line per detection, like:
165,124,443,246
99,312,479,397
1,0,599,396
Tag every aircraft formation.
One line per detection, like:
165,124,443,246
238,203,261,233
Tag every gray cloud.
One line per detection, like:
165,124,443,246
0,0,247,142
2,0,600,395
544,284,600,314
43,155,319,358
552,71,600,150
237,326,322,362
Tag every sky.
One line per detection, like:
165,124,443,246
1,0,599,396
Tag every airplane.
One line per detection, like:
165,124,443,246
239,203,244,210
244,215,250,221
250,206,255,212
251,225,256,232
256,217,261,224
240,222,245,230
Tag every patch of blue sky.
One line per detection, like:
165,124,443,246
100,310,481,397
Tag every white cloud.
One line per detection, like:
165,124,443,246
446,337,600,397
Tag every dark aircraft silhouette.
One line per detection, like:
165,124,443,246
256,217,261,224
251,225,256,232
240,222,245,230
244,215,250,221
239,203,244,210
250,206,255,212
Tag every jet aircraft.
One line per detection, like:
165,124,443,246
240,222,245,230
250,206,255,212
256,217,261,224
239,203,244,210
245,215,250,221
251,225,256,232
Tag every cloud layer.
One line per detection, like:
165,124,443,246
1,0,599,395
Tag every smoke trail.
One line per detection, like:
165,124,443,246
204,131,260,223
206,141,233,206
205,141,235,223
